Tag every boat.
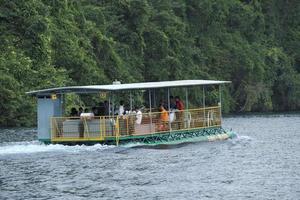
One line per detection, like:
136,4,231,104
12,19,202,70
26,80,236,145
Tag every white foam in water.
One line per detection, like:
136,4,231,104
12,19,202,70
236,135,253,141
122,142,150,148
228,134,253,147
0,141,115,155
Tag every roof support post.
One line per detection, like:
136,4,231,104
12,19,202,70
219,84,222,125
153,89,156,108
185,88,189,110
167,88,171,110
148,89,153,133
185,88,189,130
61,93,65,116
203,86,206,127
167,88,171,132
112,92,115,117
149,89,152,112
108,92,111,118
111,92,116,137
130,91,133,111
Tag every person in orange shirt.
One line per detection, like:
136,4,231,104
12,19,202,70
159,104,169,131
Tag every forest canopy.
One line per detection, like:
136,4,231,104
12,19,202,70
0,0,299,126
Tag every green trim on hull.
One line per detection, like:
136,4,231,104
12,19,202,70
48,127,236,146
117,127,235,146
38,139,51,144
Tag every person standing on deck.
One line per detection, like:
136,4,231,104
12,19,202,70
169,96,177,126
170,96,177,110
175,96,184,129
104,100,110,116
70,107,78,117
78,107,83,116
118,100,125,116
159,104,169,131
135,107,142,125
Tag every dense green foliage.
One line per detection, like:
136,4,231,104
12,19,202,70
0,0,299,126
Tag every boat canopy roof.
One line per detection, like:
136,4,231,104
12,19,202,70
27,79,230,96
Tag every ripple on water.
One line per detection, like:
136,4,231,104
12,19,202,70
0,114,300,200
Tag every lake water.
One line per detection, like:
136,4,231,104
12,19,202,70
0,115,299,200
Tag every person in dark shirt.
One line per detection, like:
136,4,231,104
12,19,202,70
92,107,98,116
170,96,177,110
78,107,83,116
104,100,110,116
70,107,78,117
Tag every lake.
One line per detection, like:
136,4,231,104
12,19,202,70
0,114,299,200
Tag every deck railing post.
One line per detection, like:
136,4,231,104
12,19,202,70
115,116,119,146
130,91,133,111
103,116,106,139
185,88,189,110
100,116,102,140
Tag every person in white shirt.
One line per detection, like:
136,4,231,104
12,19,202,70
80,108,94,120
169,108,176,123
79,108,94,138
118,100,125,116
135,108,142,125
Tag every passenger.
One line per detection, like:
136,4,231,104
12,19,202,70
159,99,168,110
104,100,109,116
175,96,184,129
175,96,184,111
70,107,78,117
135,107,142,125
169,108,176,123
78,107,88,138
98,102,105,116
92,107,98,116
78,107,83,116
80,108,94,120
118,100,125,116
159,104,169,131
170,96,177,110
127,109,136,135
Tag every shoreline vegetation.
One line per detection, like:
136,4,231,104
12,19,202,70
0,0,299,127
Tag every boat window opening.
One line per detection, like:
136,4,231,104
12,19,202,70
60,85,221,121
61,86,215,119
204,85,219,107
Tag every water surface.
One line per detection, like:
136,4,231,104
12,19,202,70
0,115,299,200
